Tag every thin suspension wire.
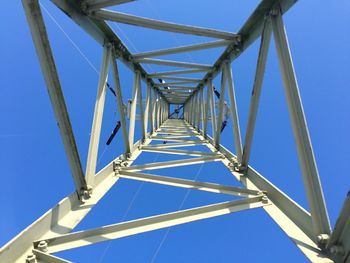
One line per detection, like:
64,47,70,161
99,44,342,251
150,163,204,263
40,2,121,165
40,2,99,74
97,153,160,263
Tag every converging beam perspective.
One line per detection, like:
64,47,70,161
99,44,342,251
1,0,347,263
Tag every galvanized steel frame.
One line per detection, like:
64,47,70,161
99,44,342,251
1,0,347,262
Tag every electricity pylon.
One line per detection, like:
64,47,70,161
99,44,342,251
1,0,349,262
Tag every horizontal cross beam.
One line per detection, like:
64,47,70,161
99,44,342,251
122,156,222,171
92,10,240,39
149,69,208,77
85,0,135,11
35,196,267,253
118,171,261,196
133,40,231,59
135,58,212,70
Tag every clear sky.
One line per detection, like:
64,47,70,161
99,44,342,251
1,0,349,262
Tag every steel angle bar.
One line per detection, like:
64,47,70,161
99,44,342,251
161,91,193,96
135,58,212,70
152,139,196,143
85,45,111,187
328,193,350,262
22,0,88,195
32,249,72,263
149,69,208,77
183,0,298,107
154,80,199,87
92,10,239,39
137,73,146,141
159,86,198,90
155,76,202,82
208,79,217,140
128,71,140,149
144,84,151,136
118,171,261,196
111,48,130,154
200,88,205,131
160,87,198,91
151,135,192,139
50,0,159,93
241,19,272,167
271,9,330,238
133,40,231,59
223,61,243,163
141,147,218,157
215,69,227,147
150,137,198,143
203,85,210,137
35,197,266,253
0,132,152,262
122,156,222,172
85,0,136,11
192,130,332,262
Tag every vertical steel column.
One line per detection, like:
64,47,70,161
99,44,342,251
203,85,210,137
85,45,111,186
110,48,130,154
200,88,205,132
196,91,201,131
144,83,151,136
215,69,226,148
190,95,195,126
224,61,243,163
21,0,88,195
242,20,271,168
271,9,331,238
137,76,146,142
151,89,156,134
208,78,217,141
128,71,140,150
193,92,198,129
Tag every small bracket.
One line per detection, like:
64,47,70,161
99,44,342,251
79,185,93,203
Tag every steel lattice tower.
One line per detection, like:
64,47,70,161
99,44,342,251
1,0,349,262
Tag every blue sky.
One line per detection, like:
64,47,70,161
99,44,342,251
0,0,349,262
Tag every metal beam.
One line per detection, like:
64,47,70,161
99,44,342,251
22,0,88,195
85,0,136,11
184,0,299,106
128,71,140,149
50,0,160,101
85,45,111,186
110,47,131,154
133,40,231,59
118,171,261,196
135,58,212,70
144,83,151,137
35,197,266,253
122,156,221,172
194,130,332,262
141,147,218,157
214,70,226,147
32,249,72,263
149,69,208,77
328,193,350,261
241,19,272,168
92,10,239,39
153,76,202,82
154,81,200,87
271,9,331,238
208,79,217,140
223,61,243,163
